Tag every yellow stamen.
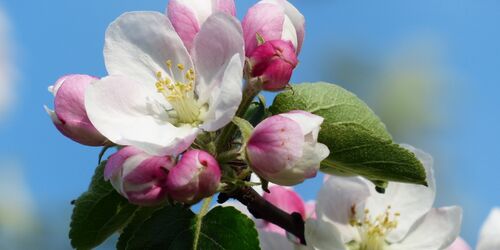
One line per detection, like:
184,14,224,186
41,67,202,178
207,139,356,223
154,60,201,124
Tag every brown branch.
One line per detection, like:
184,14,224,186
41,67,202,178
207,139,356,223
218,186,306,245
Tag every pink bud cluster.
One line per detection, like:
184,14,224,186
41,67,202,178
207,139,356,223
104,147,221,206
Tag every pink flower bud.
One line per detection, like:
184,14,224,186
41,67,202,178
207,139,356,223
166,150,221,203
104,146,175,206
44,74,108,146
242,0,305,56
249,40,298,91
167,0,236,51
246,111,330,186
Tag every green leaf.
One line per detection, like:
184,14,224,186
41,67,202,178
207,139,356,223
243,95,269,127
270,82,427,185
120,206,260,250
69,161,138,249
116,207,160,250
232,116,254,143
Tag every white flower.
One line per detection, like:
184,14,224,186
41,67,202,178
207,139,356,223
305,145,463,250
476,208,500,250
85,11,244,156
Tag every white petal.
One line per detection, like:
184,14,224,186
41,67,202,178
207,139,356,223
192,13,244,105
279,111,323,139
316,176,370,243
217,202,251,217
85,75,199,155
104,11,193,92
200,53,243,131
43,105,62,124
281,15,298,49
304,218,347,250
176,0,215,25
259,230,296,250
390,206,462,250
366,145,436,242
477,208,500,250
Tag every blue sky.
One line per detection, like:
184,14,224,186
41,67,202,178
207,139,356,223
0,0,499,247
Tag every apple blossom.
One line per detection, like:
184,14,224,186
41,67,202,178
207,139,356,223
166,149,221,204
85,11,245,156
44,74,108,146
248,39,298,91
447,237,471,250
305,145,462,250
477,208,500,250
104,146,175,206
246,110,329,186
242,0,305,56
167,0,236,51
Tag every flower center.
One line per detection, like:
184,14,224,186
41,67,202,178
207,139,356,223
348,205,400,250
155,60,201,125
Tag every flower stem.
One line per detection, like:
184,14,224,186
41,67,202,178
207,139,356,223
219,187,306,245
193,197,213,250
216,80,261,153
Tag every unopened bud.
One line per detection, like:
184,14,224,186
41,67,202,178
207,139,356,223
166,150,221,204
104,146,175,206
44,74,108,146
249,40,298,91
246,111,330,186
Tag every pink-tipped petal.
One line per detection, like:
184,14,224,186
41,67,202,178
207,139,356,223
447,237,471,250
242,3,285,56
215,0,236,16
104,146,172,206
261,186,306,235
247,115,304,176
104,146,142,180
167,0,201,51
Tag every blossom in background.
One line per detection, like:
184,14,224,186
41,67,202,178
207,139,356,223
85,11,244,156
246,111,329,186
447,237,471,250
167,0,236,51
45,74,108,146
305,145,462,250
104,146,175,206
476,208,500,250
0,7,14,120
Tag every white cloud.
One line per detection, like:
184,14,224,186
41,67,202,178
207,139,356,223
0,7,15,120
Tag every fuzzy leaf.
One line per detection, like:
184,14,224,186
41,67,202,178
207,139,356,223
69,161,138,249
120,206,260,250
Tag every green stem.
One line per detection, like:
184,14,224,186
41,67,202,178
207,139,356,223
193,197,213,250
216,81,261,152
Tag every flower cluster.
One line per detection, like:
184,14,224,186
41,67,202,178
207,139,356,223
46,0,466,249
45,0,324,205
